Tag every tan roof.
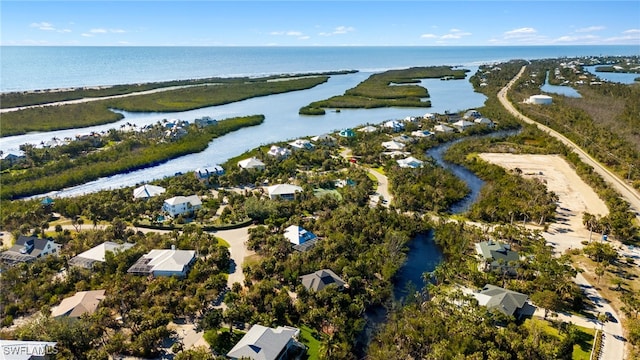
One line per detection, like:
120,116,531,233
51,290,106,318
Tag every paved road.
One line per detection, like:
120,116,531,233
498,65,640,223
499,66,629,360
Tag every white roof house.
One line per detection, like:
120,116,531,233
381,140,406,151
133,184,167,199
238,157,266,170
474,117,495,127
127,248,197,278
423,113,436,120
358,125,378,133
284,225,318,251
452,120,476,131
227,325,304,360
289,139,315,150
411,130,434,138
266,184,303,200
382,120,405,132
69,241,134,269
194,166,224,180
463,109,482,120
434,124,455,133
51,290,106,318
163,195,202,217
397,156,425,168
311,134,337,144
267,145,291,158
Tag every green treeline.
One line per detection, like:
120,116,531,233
0,115,264,199
1,76,328,137
508,59,640,189
300,66,467,115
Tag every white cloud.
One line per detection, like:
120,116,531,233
298,36,310,40
319,26,355,36
81,33,94,37
90,28,108,34
30,22,55,31
623,29,640,34
504,27,537,38
552,34,599,43
110,29,126,34
576,26,605,33
420,33,437,39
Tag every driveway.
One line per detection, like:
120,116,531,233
210,226,254,289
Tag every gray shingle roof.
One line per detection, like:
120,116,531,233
300,269,345,292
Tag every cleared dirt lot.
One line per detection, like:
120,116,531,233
479,153,609,254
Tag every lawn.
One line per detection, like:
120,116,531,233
299,325,321,360
525,318,595,360
313,188,342,200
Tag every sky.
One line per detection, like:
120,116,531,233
1,1,640,47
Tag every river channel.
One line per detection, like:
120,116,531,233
358,129,520,355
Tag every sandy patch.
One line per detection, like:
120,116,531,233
479,153,609,254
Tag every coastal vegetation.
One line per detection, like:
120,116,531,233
0,70,356,109
0,75,329,137
300,66,467,115
1,56,639,359
0,115,264,199
505,59,640,190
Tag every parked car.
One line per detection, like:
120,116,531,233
605,311,618,323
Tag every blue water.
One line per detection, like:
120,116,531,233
2,45,638,92
540,70,582,98
584,65,640,84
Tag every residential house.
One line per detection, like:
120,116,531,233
267,145,292,158
381,140,406,151
433,124,455,133
266,184,303,200
163,195,202,217
284,225,318,252
133,184,166,199
474,117,495,127
382,120,405,132
289,139,315,150
0,151,26,165
393,134,415,143
194,116,218,127
300,269,346,292
238,157,266,170
339,128,356,138
51,290,106,318
411,130,434,138
471,284,536,318
403,116,419,123
475,240,519,275
310,134,336,145
69,241,134,269
194,166,225,181
463,109,482,120
452,120,476,131
423,113,436,120
127,247,196,278
397,156,424,169
358,125,378,133
227,324,306,360
0,236,60,266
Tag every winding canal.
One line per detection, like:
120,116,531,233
358,129,520,355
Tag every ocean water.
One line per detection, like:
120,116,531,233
2,45,639,92
2,45,638,197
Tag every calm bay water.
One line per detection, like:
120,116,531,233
1,45,638,197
